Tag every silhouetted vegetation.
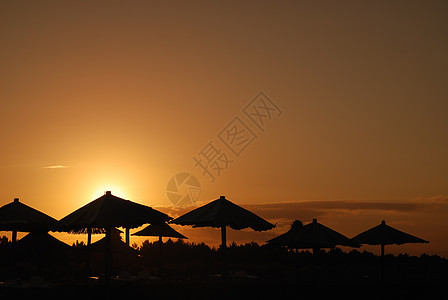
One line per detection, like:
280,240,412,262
0,235,9,245
72,240,86,248
1,238,447,298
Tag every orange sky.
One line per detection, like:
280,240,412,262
1,1,447,257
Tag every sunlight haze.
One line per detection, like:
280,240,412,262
1,1,447,257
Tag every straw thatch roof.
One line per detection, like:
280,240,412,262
133,222,187,239
352,220,428,246
267,219,357,249
15,231,71,250
171,196,275,231
87,228,137,255
0,198,56,232
53,191,171,233
3,231,73,263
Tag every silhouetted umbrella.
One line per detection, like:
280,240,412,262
0,198,57,242
54,191,171,233
3,231,73,271
267,219,357,251
133,222,187,268
132,222,187,243
85,228,139,275
267,219,357,284
352,220,428,285
13,231,71,256
171,196,275,248
352,220,428,247
88,228,137,255
53,191,171,282
16,231,70,250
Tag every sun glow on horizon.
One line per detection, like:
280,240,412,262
90,185,129,201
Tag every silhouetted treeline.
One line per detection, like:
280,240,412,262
125,238,448,283
0,235,9,245
1,236,448,291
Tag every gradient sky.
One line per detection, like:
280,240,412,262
1,1,447,256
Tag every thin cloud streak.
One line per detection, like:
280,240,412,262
157,199,425,224
43,165,69,169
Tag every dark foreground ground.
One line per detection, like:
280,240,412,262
1,240,447,299
1,276,446,300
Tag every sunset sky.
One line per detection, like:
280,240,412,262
1,1,447,257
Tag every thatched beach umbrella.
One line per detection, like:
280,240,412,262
15,231,71,251
9,231,72,262
88,228,137,255
85,228,138,275
352,220,429,250
133,222,187,269
267,219,357,283
171,196,275,248
53,191,171,281
0,198,57,242
53,191,171,244
0,231,73,276
352,220,428,285
267,219,357,252
132,222,187,243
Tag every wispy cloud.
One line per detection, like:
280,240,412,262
238,200,422,225
158,199,426,225
43,165,69,169
414,195,448,203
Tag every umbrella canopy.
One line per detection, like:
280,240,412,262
171,195,275,248
16,231,70,249
132,223,186,268
267,219,356,284
171,196,274,231
87,228,137,255
352,220,428,285
0,198,57,242
352,220,429,246
2,231,73,267
84,228,139,274
132,222,187,239
267,219,357,250
53,191,172,233
0,198,57,232
53,191,171,283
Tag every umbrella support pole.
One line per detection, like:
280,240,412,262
105,227,112,288
158,235,163,272
87,228,92,245
125,228,130,246
220,226,229,281
380,244,385,287
312,248,318,285
221,226,227,249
